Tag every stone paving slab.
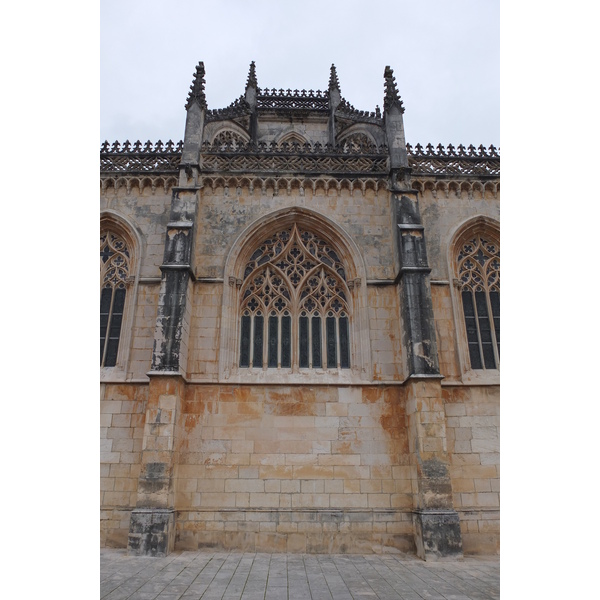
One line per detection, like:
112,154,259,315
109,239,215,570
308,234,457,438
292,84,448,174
101,549,499,600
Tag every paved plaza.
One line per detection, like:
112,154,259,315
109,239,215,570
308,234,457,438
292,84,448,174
100,549,499,600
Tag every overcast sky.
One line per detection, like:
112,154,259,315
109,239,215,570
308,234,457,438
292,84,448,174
100,0,499,147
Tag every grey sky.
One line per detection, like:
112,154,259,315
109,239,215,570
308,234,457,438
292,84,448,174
100,0,499,147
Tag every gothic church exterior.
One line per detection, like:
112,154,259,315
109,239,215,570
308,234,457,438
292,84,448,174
100,62,500,559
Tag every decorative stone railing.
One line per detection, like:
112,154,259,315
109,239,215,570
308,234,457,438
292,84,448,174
100,140,183,173
406,143,499,177
100,141,499,178
257,88,330,111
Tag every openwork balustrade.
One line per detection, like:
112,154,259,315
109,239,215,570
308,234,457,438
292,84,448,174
100,140,183,173
100,141,500,178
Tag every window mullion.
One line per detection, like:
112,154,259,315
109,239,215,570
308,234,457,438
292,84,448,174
263,315,267,370
308,313,313,368
336,316,341,369
321,313,326,370
277,314,282,369
472,290,485,370
486,288,500,368
249,315,255,367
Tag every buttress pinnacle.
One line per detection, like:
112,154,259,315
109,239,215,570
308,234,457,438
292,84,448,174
185,62,207,110
246,61,258,90
383,66,404,113
329,64,340,92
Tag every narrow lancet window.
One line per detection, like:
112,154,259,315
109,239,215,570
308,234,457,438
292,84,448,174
100,232,130,367
457,235,500,370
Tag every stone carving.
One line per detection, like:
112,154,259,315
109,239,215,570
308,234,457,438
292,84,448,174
101,140,499,178
100,140,183,173
458,237,500,293
100,231,130,289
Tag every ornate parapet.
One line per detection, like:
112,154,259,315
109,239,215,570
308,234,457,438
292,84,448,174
100,140,500,195
100,140,183,173
199,140,389,176
407,143,500,179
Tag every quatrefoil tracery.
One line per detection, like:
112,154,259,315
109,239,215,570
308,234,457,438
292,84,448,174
241,225,350,318
458,237,499,293
100,232,130,290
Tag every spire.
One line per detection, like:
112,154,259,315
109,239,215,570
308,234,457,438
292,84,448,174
383,66,404,113
328,64,340,93
185,62,207,110
246,61,257,91
245,61,258,142
328,63,341,119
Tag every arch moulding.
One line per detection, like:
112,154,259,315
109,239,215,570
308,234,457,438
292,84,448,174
446,215,500,384
218,207,372,383
100,210,145,381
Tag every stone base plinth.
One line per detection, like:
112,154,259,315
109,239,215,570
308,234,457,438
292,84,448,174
414,510,463,560
127,509,176,557
175,508,415,554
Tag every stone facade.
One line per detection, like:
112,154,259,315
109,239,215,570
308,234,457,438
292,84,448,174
100,62,499,559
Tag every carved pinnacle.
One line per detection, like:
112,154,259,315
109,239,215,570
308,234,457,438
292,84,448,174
185,61,207,110
329,64,340,92
246,61,258,90
383,66,405,113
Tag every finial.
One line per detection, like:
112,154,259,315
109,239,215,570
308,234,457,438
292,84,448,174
185,61,207,110
329,64,340,92
383,66,404,113
246,61,257,90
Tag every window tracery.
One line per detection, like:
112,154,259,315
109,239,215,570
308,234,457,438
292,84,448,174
212,129,248,150
457,235,500,370
239,225,351,370
339,132,375,152
100,231,130,367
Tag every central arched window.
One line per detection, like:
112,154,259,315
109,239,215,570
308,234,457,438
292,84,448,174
239,225,351,370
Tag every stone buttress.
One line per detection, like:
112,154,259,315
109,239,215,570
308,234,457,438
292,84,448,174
384,66,462,559
127,64,206,556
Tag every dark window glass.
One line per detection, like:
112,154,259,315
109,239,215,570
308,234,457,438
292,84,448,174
104,287,126,367
312,315,322,368
339,316,350,369
462,291,482,370
100,287,112,365
281,315,291,368
240,315,251,367
268,316,278,368
299,316,309,368
475,291,496,369
326,316,336,368
489,291,500,357
253,315,263,368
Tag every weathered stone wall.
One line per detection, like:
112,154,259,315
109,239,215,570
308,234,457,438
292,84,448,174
173,384,415,553
99,183,500,556
368,285,404,381
187,283,222,380
194,186,396,281
419,187,500,281
431,283,461,382
100,383,148,547
443,385,500,554
129,283,161,380
100,187,171,279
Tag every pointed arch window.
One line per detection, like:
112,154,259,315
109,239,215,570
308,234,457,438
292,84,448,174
239,225,351,370
100,231,130,367
457,235,500,370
